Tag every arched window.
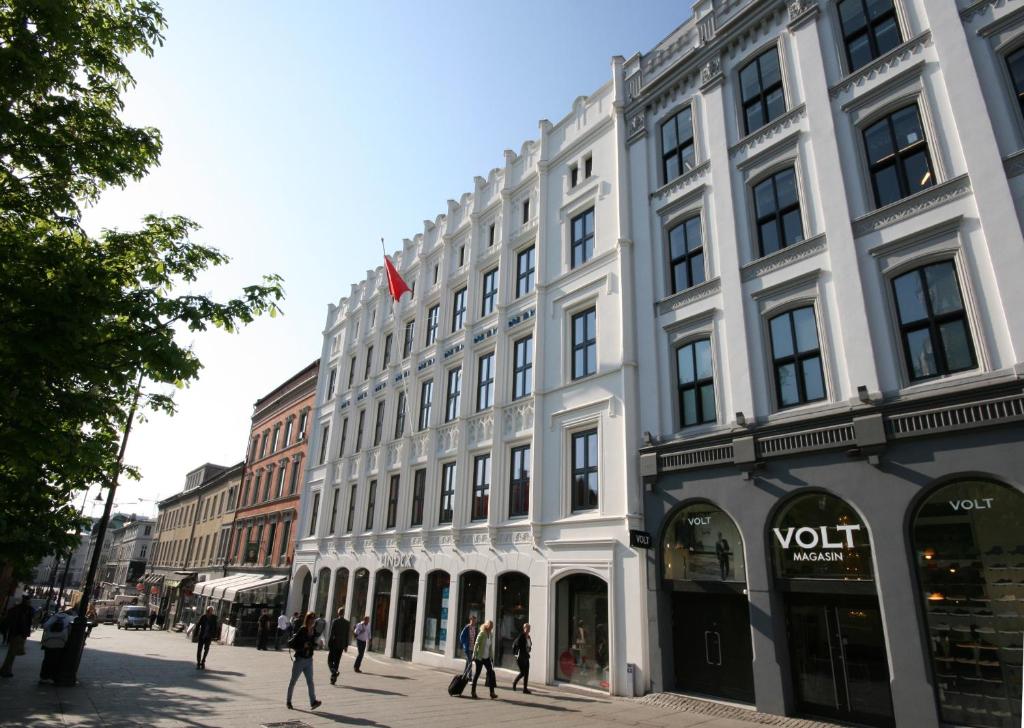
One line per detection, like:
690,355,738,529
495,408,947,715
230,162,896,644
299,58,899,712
771,491,872,581
331,567,349,618
314,567,331,617
394,570,419,661
370,569,393,652
350,568,369,621
912,479,1024,727
663,502,744,583
496,572,529,669
422,570,450,654
554,573,608,691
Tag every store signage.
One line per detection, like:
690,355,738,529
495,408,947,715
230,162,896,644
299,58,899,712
773,524,861,562
380,552,414,569
629,529,653,549
949,498,993,511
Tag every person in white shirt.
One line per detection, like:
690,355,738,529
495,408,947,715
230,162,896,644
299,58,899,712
352,616,370,673
275,612,290,651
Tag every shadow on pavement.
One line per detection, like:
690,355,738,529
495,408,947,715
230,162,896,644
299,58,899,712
495,697,578,712
301,711,388,726
338,684,406,697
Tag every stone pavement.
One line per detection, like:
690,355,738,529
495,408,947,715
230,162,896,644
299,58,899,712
0,626,845,728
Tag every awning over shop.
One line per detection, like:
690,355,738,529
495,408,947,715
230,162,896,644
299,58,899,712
142,574,164,586
193,574,252,599
223,574,288,601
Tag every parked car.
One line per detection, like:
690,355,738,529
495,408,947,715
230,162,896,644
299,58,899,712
117,605,150,630
93,600,118,624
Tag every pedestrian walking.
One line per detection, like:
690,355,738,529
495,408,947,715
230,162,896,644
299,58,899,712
286,612,322,711
39,610,74,683
326,607,350,684
470,620,497,700
0,596,33,678
290,611,302,633
511,623,532,694
352,616,370,673
257,608,273,650
194,606,218,670
458,615,478,672
275,611,290,650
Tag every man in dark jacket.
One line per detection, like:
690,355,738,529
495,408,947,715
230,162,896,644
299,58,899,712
0,596,33,677
326,608,350,684
256,608,273,650
194,607,218,670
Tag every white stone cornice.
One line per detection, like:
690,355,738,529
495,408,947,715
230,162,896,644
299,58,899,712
650,160,710,205
740,233,827,282
655,277,722,317
729,104,806,160
829,31,931,100
850,174,972,237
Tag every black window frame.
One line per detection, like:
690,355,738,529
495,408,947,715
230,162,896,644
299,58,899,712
338,416,348,457
328,487,340,535
472,454,490,522
451,287,467,332
512,335,533,400
386,474,400,529
318,424,330,465
863,104,935,209
403,320,415,359
345,483,357,533
522,198,530,224
571,307,597,380
667,214,705,293
488,223,496,247
326,369,337,400
740,47,786,135
372,399,386,447
516,246,535,298
570,429,599,513
363,345,374,380
753,167,803,257
394,390,407,438
660,106,696,183
418,379,433,431
425,304,439,346
348,355,357,388
769,306,827,409
477,351,494,411
308,492,321,537
438,462,455,524
445,366,462,422
1008,46,1024,121
837,0,902,72
570,207,595,269
365,479,377,531
382,332,393,369
481,268,498,316
892,261,977,382
676,338,716,428
410,469,426,527
354,408,365,452
508,444,530,518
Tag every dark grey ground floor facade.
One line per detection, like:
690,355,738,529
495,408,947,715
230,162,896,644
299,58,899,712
640,384,1024,728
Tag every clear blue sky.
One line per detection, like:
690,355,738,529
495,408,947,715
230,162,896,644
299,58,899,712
82,0,690,517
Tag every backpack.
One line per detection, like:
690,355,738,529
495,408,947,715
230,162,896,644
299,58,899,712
41,615,70,649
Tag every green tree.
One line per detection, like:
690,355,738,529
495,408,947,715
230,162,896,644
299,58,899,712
0,0,284,582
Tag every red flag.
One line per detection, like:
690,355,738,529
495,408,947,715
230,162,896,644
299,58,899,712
384,255,411,302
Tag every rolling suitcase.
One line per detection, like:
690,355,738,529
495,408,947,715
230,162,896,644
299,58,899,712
448,664,472,696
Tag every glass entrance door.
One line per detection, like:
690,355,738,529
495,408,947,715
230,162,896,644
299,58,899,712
786,595,894,726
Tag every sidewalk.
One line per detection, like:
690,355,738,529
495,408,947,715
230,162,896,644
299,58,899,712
0,627,842,728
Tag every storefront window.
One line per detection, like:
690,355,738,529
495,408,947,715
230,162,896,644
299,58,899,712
663,502,745,582
496,572,529,669
299,570,312,613
772,492,873,580
555,573,609,690
394,570,419,661
331,568,349,618
913,480,1024,728
314,567,330,617
351,568,369,621
370,569,392,652
422,570,450,653
458,571,486,630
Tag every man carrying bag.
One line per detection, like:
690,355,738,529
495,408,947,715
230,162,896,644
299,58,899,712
326,608,350,685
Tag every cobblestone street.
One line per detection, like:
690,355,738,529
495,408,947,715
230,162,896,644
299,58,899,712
0,626,850,728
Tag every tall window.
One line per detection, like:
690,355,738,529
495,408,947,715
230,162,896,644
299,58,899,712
262,467,272,501
298,410,308,439
394,390,407,438
570,208,595,269
445,367,462,422
418,379,433,430
345,484,357,533
326,369,337,400
289,458,301,495
276,462,287,498
668,215,705,293
472,454,490,521
411,469,426,527
363,346,374,380
259,431,268,458
508,445,530,518
512,336,533,400
753,167,803,257
769,306,826,408
308,492,321,537
522,198,530,223
516,246,535,298
838,0,901,71
348,355,357,388
481,268,498,316
1008,47,1024,119
451,288,467,332
354,408,365,452
338,416,348,457
283,418,293,447
661,107,695,183
439,462,456,524
488,222,496,246
386,474,400,529
425,305,439,345
864,105,934,208
740,47,785,134
676,339,716,427
571,429,599,512
571,308,597,380
382,333,393,369
328,488,340,535
477,352,494,411
892,261,976,381
279,519,291,558
373,400,386,447
365,480,377,531
403,320,415,359
318,424,330,464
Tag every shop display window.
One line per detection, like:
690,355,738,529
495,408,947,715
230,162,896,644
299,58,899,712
663,502,745,583
370,569,392,652
458,571,486,630
394,570,419,661
496,572,530,669
331,568,349,618
771,492,873,580
314,567,330,617
351,568,369,621
913,480,1023,728
422,570,450,654
554,573,609,690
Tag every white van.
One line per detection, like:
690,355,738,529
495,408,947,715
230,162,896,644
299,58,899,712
117,605,150,630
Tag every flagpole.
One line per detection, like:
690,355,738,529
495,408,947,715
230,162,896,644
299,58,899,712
381,237,413,441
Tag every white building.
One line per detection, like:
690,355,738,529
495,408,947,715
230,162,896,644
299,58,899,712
103,518,155,598
292,67,649,694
